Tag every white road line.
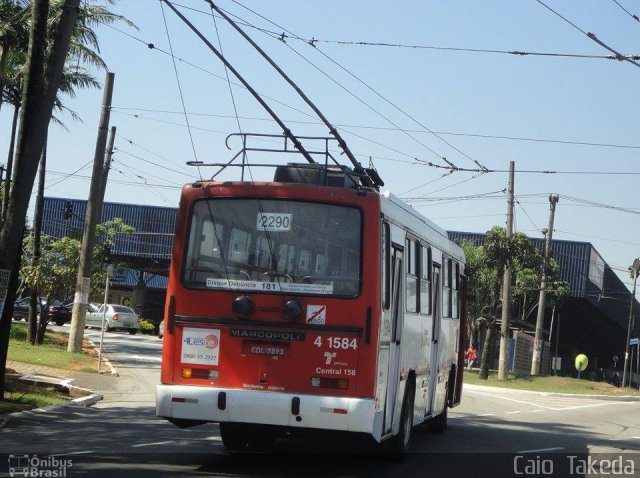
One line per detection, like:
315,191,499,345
478,413,495,417
505,411,521,414
132,440,175,448
517,447,564,453
467,390,624,411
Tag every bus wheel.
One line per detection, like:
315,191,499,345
219,423,248,451
387,384,414,459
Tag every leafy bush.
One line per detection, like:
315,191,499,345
139,319,156,335
9,322,27,341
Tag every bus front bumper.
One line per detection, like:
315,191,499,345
156,384,376,435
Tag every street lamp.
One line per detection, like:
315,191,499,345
622,258,640,388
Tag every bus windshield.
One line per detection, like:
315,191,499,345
182,198,362,297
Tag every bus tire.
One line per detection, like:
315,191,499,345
219,423,248,451
247,428,276,452
387,383,415,459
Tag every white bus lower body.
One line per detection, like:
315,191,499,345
156,384,377,436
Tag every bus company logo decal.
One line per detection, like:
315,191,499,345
181,327,220,366
230,328,305,341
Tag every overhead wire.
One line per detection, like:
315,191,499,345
225,0,485,171
534,0,640,68
610,0,639,22
111,106,640,151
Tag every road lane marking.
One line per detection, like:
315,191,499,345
517,447,564,453
505,411,521,414
466,390,624,411
478,413,495,416
132,440,175,448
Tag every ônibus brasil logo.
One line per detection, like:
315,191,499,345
183,334,219,349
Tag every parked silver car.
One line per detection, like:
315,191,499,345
86,304,140,334
158,320,164,339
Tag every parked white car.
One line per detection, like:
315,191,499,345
158,320,164,339
86,304,140,334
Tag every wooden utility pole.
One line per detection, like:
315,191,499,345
68,72,115,353
531,194,559,375
498,161,515,380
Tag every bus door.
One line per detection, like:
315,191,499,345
427,263,442,416
383,245,404,435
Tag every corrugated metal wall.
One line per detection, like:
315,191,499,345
447,230,590,297
42,197,176,259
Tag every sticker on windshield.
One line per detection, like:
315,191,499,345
257,213,292,232
181,327,220,366
206,278,333,295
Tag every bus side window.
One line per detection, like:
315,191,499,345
420,245,431,314
383,223,391,310
405,238,418,313
452,262,459,318
443,257,452,318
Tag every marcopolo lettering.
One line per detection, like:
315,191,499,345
230,328,305,341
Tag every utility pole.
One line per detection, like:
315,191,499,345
622,259,639,387
498,161,515,380
99,126,116,219
531,194,559,375
68,72,115,353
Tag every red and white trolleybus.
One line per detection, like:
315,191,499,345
156,142,467,453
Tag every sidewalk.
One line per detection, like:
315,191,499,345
6,360,118,395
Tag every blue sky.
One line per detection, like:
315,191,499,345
1,0,639,291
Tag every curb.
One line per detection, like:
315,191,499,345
0,386,103,430
86,338,119,377
464,383,640,402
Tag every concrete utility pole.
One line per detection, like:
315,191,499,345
622,259,640,387
68,72,115,353
531,194,559,375
498,161,515,380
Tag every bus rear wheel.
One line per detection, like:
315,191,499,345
386,383,414,459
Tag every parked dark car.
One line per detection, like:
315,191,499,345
47,302,73,326
12,297,46,321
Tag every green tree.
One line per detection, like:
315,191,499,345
459,227,571,380
20,218,134,344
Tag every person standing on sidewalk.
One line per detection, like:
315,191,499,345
465,344,477,369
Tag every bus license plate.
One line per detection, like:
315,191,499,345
243,341,290,357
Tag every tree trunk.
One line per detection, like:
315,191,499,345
30,136,47,345
478,320,495,380
0,249,22,400
0,0,80,399
2,103,19,222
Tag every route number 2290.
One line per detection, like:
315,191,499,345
314,336,357,350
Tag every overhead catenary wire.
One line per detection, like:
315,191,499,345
534,0,640,68
610,0,639,22
159,1,202,171
110,106,640,151
174,0,640,62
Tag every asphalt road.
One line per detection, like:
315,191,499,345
2,326,639,477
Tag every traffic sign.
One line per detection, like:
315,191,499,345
575,354,588,372
630,338,639,346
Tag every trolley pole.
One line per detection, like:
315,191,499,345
531,194,559,375
622,259,639,387
498,161,515,381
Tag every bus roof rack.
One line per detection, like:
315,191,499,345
186,132,384,190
